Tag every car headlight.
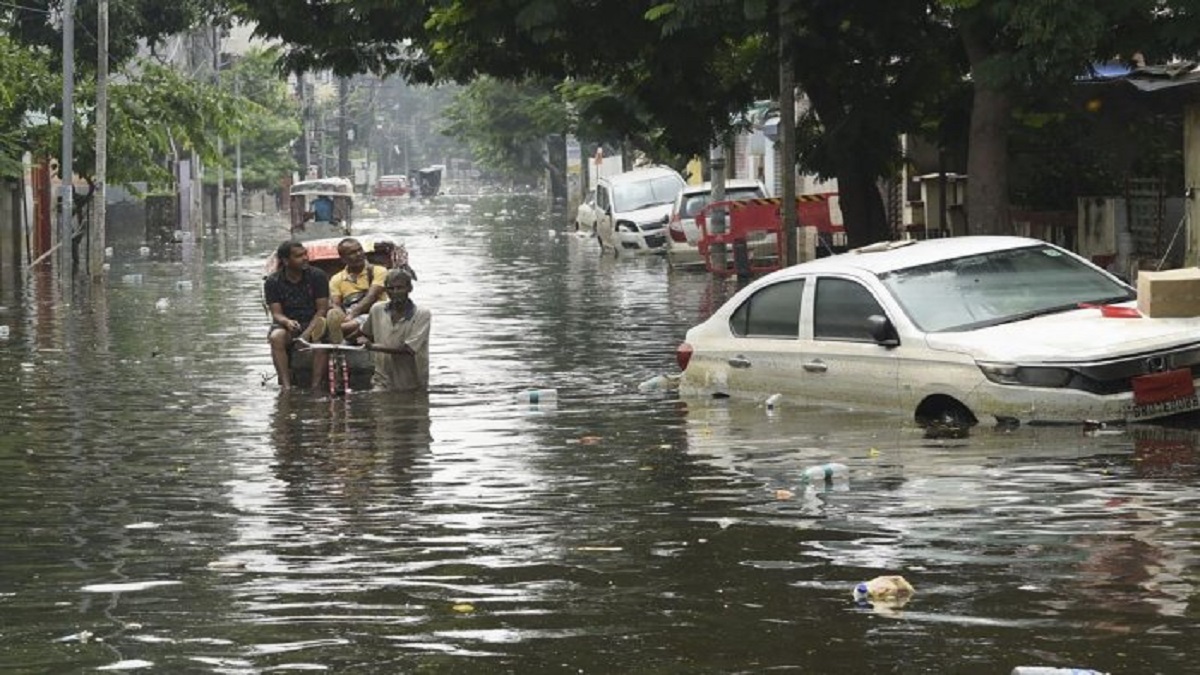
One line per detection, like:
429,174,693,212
616,221,637,233
978,362,1074,388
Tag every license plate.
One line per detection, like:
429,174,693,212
1132,368,1195,405
1126,393,1200,421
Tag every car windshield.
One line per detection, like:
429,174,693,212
682,187,765,217
614,176,683,212
879,244,1134,332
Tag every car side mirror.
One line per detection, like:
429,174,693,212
867,314,899,347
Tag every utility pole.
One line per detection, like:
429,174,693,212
235,74,243,257
90,0,107,280
213,27,224,235
709,143,727,274
338,77,350,178
58,0,75,290
779,0,799,266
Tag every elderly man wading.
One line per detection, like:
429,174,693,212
358,267,431,392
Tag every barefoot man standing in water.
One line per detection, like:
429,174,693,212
359,268,430,392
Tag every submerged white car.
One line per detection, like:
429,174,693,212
677,236,1200,427
595,167,686,253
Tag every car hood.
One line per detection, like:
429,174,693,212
924,306,1200,362
618,203,673,224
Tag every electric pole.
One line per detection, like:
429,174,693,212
90,0,108,281
780,0,799,266
58,0,75,290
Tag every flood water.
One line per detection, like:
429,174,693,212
0,194,1196,674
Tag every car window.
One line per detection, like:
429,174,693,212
614,174,684,212
597,186,610,211
729,279,805,338
879,244,1134,332
683,195,708,217
814,278,885,341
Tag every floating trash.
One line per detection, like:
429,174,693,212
853,575,915,604
1012,662,1104,667
175,280,193,291
0,325,9,340
765,393,782,411
516,388,557,405
104,246,113,258
802,462,849,483
637,374,679,393
138,246,150,257
122,274,144,284
154,298,170,312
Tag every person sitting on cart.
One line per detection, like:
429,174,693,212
326,237,388,344
264,240,332,390
312,195,335,223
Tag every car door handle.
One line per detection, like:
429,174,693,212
728,355,752,369
802,360,828,373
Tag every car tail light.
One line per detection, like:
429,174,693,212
676,342,694,370
669,226,688,243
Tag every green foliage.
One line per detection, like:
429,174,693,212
213,48,302,189
8,0,231,74
0,34,59,177
103,60,244,189
442,77,561,180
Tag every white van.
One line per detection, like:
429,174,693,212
594,166,686,253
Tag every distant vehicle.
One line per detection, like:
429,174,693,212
416,165,444,197
677,236,1200,427
289,177,354,240
666,179,769,269
375,175,409,198
594,166,686,253
575,188,600,234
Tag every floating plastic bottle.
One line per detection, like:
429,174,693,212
765,393,782,410
516,388,557,405
1012,662,1104,667
175,280,194,291
637,374,678,393
121,274,144,284
803,462,849,482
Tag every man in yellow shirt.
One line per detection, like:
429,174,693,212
326,237,388,343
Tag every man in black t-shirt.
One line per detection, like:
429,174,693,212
264,240,331,390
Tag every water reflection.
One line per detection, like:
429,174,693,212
0,197,1197,673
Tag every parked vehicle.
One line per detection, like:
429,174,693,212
667,179,769,269
375,174,409,198
289,177,354,240
575,188,600,234
677,236,1200,427
263,234,410,390
595,166,686,253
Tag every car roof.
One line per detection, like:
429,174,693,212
774,236,1047,277
681,179,764,196
602,166,682,185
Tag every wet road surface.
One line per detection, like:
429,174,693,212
0,193,1196,673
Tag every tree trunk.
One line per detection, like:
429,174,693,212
803,84,892,248
965,86,1011,235
835,161,890,247
960,19,1012,236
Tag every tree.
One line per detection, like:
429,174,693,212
233,0,946,245
213,48,302,190
0,34,60,177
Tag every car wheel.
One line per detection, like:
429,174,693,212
915,396,976,436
